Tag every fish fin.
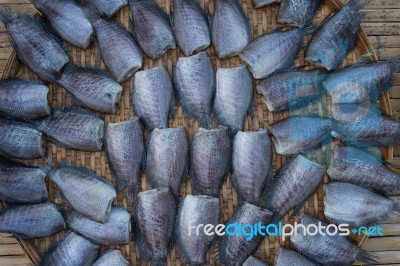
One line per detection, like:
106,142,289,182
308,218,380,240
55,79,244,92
60,64,114,80
0,233,31,239
346,0,371,12
231,0,251,41
184,155,190,180
131,84,151,131
151,259,167,266
0,148,16,159
43,134,80,151
39,231,92,266
38,158,56,176
291,197,310,217
356,249,380,265
55,190,76,211
248,95,255,119
388,56,400,72
188,150,195,180
62,92,95,112
133,210,153,262
39,15,66,49
208,14,213,29
199,115,216,129
302,24,318,36
170,11,174,31
311,11,334,33
0,157,38,169
84,3,102,25
174,199,192,264
125,186,139,206
50,105,100,118
105,18,138,47
58,163,114,187
0,5,14,25
379,79,394,93
331,130,347,142
169,89,177,117
0,77,45,86
268,27,284,34
230,172,243,202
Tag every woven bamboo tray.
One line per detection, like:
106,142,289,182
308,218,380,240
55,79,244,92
0,0,393,265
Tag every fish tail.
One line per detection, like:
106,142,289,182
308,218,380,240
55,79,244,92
199,115,216,129
83,4,102,25
125,186,139,206
346,0,371,12
151,259,167,266
356,249,380,264
0,5,14,25
302,24,318,36
389,56,400,72
39,158,56,176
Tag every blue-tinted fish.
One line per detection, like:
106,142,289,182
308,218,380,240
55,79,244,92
0,6,69,82
243,256,267,266
32,107,104,152
0,202,65,239
213,65,253,134
240,26,314,79
146,127,188,196
331,104,400,147
274,248,318,266
66,206,131,246
268,116,332,155
88,12,143,82
134,187,177,265
39,232,99,266
252,0,279,8
87,0,128,18
132,66,174,131
129,0,176,59
212,0,250,59
263,155,325,219
0,78,50,119
105,117,144,205
327,145,400,196
256,69,327,112
0,159,48,203
190,127,231,197
219,203,273,266
30,0,94,48
175,195,220,265
324,182,399,226
291,213,379,265
174,52,216,128
45,163,116,223
57,65,123,114
173,0,210,56
277,0,323,28
323,57,400,104
232,130,272,205
93,250,129,266
305,0,371,70
0,118,44,159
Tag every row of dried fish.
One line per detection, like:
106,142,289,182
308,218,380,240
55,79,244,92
0,0,372,88
1,55,398,151
257,57,400,113
1,123,398,232
1,156,397,265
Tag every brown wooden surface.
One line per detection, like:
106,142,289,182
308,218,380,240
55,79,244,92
0,0,398,265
